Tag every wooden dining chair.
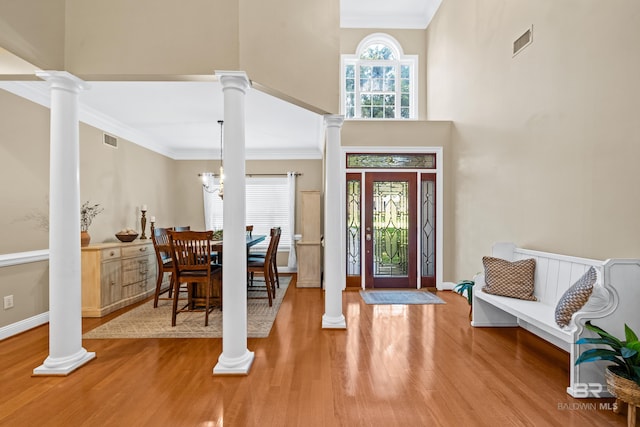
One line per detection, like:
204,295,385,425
247,227,281,306
151,227,177,308
168,230,222,326
248,227,281,289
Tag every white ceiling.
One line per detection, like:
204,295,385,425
340,0,442,29
0,2,441,160
79,80,326,160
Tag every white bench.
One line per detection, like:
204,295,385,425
471,242,640,398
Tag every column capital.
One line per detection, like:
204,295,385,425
215,70,251,93
36,71,90,93
324,114,344,128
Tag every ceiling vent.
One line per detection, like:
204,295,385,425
103,133,118,149
513,26,533,57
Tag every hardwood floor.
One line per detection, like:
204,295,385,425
0,275,627,426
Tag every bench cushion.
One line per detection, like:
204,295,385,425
554,266,597,327
482,256,537,301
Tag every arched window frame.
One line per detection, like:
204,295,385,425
341,33,418,120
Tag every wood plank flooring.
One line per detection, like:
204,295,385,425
0,275,628,426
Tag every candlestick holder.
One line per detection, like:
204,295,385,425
140,210,147,239
150,220,155,237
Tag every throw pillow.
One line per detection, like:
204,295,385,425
482,256,537,301
554,266,597,328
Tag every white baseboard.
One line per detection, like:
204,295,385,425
0,312,49,341
438,281,456,291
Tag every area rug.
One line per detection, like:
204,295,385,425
360,290,445,305
83,276,290,339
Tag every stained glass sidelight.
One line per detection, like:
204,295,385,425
346,179,361,277
421,178,435,278
373,181,409,277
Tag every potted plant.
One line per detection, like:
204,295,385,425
453,279,474,319
80,201,103,247
575,321,640,418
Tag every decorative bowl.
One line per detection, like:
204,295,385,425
115,233,139,242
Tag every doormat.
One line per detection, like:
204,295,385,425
359,290,446,305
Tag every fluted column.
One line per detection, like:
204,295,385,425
33,71,95,375
322,115,347,329
213,71,254,375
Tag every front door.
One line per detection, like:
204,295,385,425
364,172,417,288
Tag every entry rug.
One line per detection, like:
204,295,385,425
83,276,290,339
360,290,445,305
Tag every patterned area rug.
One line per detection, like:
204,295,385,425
360,290,446,305
83,276,290,339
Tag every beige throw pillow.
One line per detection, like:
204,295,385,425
554,267,597,328
482,256,537,301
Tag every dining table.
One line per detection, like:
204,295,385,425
210,234,266,264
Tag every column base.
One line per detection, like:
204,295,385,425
322,313,347,329
213,350,255,375
33,348,96,376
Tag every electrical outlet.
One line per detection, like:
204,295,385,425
3,295,14,309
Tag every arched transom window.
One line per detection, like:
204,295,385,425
341,33,418,120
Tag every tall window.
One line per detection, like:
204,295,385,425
341,33,418,120
203,177,291,251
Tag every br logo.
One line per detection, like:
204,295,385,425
573,383,603,398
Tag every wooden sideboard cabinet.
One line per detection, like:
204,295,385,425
296,191,322,288
81,240,157,317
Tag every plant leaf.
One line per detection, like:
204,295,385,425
584,321,622,349
576,337,617,346
620,346,638,359
575,348,625,366
625,324,639,343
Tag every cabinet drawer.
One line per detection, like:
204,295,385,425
122,244,152,258
122,257,152,285
101,247,121,260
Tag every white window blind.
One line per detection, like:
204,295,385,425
204,177,290,252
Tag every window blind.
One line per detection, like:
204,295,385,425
204,177,290,251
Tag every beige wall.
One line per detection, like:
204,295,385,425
0,90,50,254
79,123,177,243
341,29,428,120
239,0,340,113
65,0,240,75
0,0,65,70
0,89,177,328
426,0,640,281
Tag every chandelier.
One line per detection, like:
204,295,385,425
199,119,224,199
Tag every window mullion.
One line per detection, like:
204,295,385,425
355,63,361,119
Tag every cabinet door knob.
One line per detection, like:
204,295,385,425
140,247,147,252
110,251,115,256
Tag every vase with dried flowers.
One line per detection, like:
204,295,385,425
80,201,103,247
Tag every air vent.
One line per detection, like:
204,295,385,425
103,133,118,149
513,26,533,56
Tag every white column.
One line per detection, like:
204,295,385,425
213,71,254,375
33,71,95,375
322,115,347,329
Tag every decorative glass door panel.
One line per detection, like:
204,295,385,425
421,174,436,288
364,172,417,288
346,173,362,287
